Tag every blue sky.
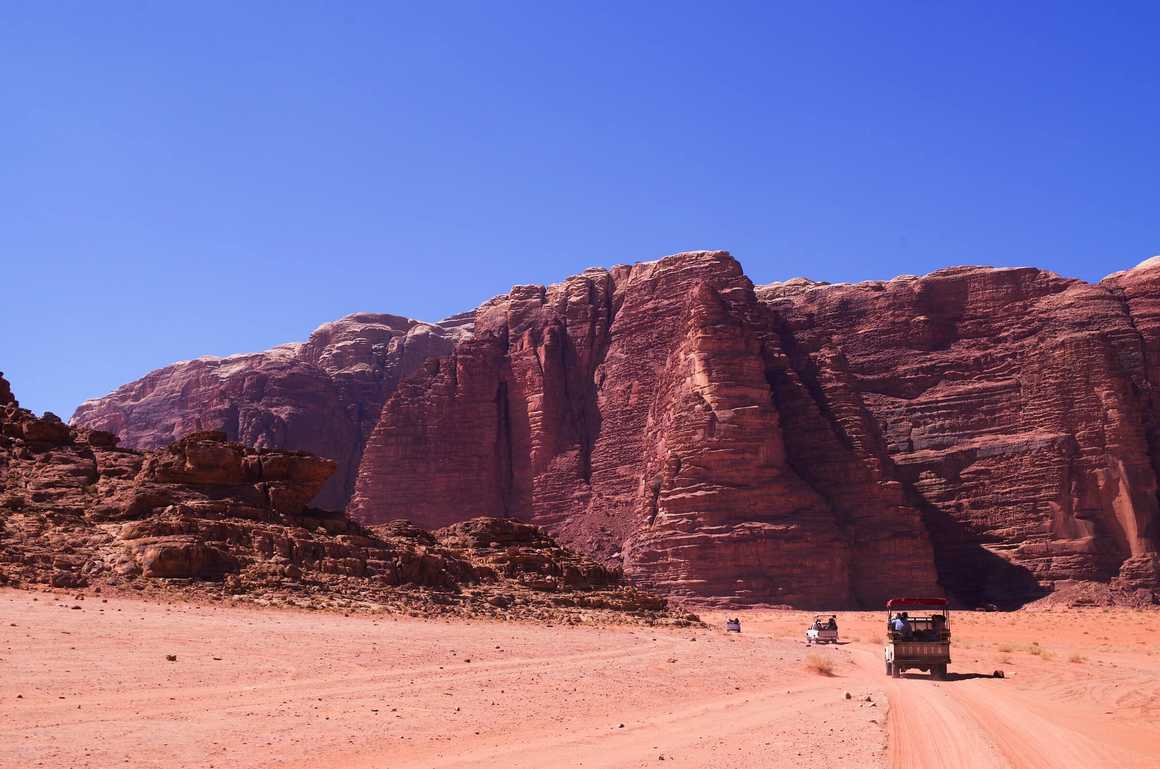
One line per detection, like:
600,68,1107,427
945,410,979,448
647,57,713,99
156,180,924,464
3,2,1158,417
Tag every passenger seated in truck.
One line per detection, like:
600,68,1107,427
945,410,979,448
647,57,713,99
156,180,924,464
890,612,911,639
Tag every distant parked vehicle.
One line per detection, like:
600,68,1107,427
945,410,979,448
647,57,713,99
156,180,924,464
884,597,950,679
725,618,741,633
805,614,839,645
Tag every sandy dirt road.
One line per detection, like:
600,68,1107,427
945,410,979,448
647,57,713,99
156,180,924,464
3,589,1159,769
870,650,1149,769
720,611,1160,769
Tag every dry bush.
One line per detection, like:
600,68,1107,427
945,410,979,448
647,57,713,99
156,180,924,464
997,644,1015,653
805,653,835,676
1068,653,1086,663
1028,643,1054,660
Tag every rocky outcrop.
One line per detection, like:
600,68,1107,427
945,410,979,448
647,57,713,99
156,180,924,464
71,314,462,509
435,516,619,590
2,374,681,623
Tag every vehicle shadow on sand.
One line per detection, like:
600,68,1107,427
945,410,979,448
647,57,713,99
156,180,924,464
899,672,1000,682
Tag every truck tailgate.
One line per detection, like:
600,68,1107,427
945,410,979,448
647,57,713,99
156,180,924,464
894,642,950,659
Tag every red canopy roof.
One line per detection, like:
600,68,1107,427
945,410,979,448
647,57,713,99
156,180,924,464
886,597,948,609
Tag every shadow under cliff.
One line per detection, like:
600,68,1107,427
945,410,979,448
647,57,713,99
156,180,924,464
910,493,1049,609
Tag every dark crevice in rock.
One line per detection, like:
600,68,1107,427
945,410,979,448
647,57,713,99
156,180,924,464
495,380,515,517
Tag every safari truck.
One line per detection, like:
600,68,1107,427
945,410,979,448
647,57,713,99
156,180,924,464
884,597,950,679
805,614,839,645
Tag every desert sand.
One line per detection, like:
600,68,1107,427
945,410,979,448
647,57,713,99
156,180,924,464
2,589,1158,769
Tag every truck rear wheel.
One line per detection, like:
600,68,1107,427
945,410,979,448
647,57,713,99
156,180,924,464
892,664,902,678
933,664,947,680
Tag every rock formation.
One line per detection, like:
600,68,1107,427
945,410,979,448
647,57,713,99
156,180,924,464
2,373,680,623
73,252,1160,608
350,252,943,607
351,252,1160,607
70,314,463,509
762,263,1160,606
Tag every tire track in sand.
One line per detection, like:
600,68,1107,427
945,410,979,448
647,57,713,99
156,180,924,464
851,648,1151,769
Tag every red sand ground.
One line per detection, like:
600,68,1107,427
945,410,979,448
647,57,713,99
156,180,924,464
2,589,1158,768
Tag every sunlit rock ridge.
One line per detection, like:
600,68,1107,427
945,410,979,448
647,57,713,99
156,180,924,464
74,251,1160,607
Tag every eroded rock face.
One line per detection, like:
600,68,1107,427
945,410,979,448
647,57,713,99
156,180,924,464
70,314,461,509
351,252,1160,607
1,373,678,622
760,263,1160,606
66,252,1160,608
350,252,945,607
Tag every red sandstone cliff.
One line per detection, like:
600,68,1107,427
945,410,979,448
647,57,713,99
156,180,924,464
349,252,944,607
73,252,1160,607
71,313,461,509
350,252,1160,607
761,263,1160,605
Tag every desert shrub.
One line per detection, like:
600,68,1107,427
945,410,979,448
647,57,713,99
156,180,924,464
805,653,835,676
1028,643,1054,660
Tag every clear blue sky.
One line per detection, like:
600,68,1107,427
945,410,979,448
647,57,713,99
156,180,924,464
3,2,1158,417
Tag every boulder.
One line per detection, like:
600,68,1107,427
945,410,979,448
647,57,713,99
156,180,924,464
137,541,239,579
19,415,72,445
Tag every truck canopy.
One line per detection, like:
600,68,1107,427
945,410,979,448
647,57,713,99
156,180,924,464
886,597,948,609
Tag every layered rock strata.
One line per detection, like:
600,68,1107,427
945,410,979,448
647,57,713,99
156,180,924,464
350,252,943,607
760,263,1160,605
352,252,1160,607
73,252,1160,607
